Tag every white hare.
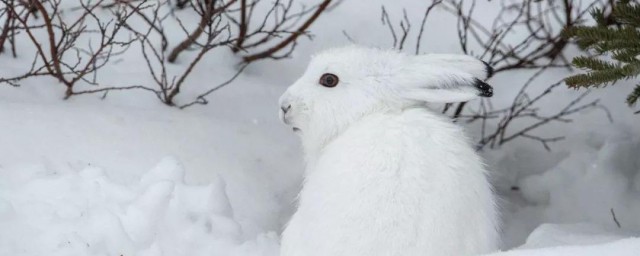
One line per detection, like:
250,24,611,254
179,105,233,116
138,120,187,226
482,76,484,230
278,45,499,256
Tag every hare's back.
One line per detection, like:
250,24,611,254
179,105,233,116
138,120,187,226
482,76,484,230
289,108,499,255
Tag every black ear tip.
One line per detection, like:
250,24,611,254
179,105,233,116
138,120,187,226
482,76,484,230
482,60,494,79
474,78,493,97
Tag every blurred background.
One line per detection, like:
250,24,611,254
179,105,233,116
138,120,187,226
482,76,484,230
0,0,639,255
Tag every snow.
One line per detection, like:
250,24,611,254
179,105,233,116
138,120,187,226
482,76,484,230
0,157,279,256
483,224,640,255
491,125,640,249
488,238,640,256
1,0,639,255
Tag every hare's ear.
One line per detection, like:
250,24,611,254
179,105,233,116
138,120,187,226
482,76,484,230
396,54,494,103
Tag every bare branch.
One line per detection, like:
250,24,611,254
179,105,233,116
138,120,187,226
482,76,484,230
241,0,331,62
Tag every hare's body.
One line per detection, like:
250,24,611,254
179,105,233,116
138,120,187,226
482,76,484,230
281,108,498,256
278,46,499,256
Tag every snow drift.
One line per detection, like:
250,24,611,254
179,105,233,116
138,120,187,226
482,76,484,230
0,157,278,256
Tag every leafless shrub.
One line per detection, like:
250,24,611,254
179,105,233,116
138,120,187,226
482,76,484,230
102,0,243,107
166,0,237,63
119,0,333,107
459,68,611,151
233,0,334,63
166,0,334,63
0,0,333,107
371,0,613,150
0,0,138,96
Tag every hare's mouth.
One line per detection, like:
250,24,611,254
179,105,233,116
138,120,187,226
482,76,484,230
292,127,301,133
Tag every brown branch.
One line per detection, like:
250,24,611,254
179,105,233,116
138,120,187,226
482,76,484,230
241,0,331,63
610,208,622,228
165,40,213,105
453,102,466,119
31,0,66,87
415,0,443,54
0,0,14,53
179,63,249,109
167,0,237,63
233,0,247,52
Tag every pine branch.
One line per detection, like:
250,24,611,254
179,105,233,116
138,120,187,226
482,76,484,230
628,84,640,105
614,1,640,27
612,48,640,62
565,70,624,88
564,0,640,108
572,56,618,70
571,26,640,50
590,8,608,27
620,62,640,77
595,40,640,51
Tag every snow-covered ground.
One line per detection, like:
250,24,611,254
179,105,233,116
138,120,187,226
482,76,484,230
1,0,639,255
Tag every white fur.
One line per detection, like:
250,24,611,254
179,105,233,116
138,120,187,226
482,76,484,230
278,46,499,256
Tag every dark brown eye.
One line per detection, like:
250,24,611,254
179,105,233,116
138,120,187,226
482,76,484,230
319,73,339,88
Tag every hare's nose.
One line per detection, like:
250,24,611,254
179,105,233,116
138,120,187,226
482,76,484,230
281,104,292,114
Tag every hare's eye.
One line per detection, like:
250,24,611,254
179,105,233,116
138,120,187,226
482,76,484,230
319,73,339,88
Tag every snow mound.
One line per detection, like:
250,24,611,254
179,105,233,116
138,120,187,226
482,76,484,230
518,133,640,224
0,157,279,256
495,128,640,247
520,223,631,249
486,238,640,256
486,223,639,255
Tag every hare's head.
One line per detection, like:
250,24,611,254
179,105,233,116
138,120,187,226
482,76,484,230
279,45,493,156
